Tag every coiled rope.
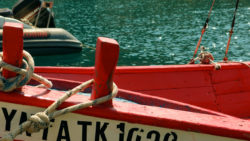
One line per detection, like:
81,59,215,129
0,51,52,92
0,51,118,141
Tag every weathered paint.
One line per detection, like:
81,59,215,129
2,22,23,79
34,62,250,118
91,37,119,106
1,85,250,140
0,102,243,141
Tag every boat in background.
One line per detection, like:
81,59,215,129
0,22,249,141
0,16,82,55
0,0,55,28
0,8,12,17
0,0,83,55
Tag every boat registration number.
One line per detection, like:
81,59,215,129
0,102,241,141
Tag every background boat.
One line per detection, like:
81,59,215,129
0,0,83,55
0,16,82,55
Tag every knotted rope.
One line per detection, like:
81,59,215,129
189,46,221,70
0,51,52,92
0,51,118,140
1,79,118,141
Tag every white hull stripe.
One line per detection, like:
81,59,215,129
0,102,242,141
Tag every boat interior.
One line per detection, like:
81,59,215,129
34,62,250,120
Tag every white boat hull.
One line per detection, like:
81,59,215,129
0,102,242,141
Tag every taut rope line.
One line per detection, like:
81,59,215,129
190,0,216,63
223,0,240,61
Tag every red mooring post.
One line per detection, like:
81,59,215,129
91,37,119,106
2,22,24,79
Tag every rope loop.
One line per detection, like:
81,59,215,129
0,51,34,92
0,50,118,141
0,50,52,92
1,79,118,141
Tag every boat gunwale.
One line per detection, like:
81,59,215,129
0,85,249,140
34,62,250,74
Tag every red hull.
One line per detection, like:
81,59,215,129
15,62,247,140
0,62,249,140
0,23,249,140
35,62,250,118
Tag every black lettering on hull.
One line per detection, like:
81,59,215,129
117,123,125,141
57,120,71,141
2,107,17,131
147,130,160,141
127,128,142,141
164,131,178,141
19,112,31,136
77,121,92,141
42,119,55,140
95,122,109,141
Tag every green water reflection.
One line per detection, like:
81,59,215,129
0,0,249,66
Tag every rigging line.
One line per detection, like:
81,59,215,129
223,0,240,61
190,0,216,63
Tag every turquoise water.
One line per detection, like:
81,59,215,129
0,0,249,66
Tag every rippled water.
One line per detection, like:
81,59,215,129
0,0,249,66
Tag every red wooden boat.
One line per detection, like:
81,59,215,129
0,22,249,141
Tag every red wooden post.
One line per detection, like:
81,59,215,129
91,37,119,106
2,22,24,79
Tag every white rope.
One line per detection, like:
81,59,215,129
0,50,118,141
0,79,118,141
0,51,52,92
